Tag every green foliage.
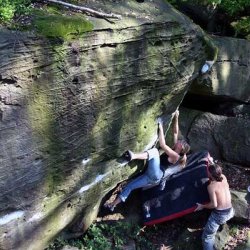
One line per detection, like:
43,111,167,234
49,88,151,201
80,222,155,250
166,0,250,39
214,0,250,16
34,14,93,40
229,224,239,237
231,17,250,40
0,0,31,22
46,221,155,250
167,0,250,15
46,236,68,250
80,224,112,250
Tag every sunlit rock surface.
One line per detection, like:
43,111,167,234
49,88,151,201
190,36,250,102
0,0,210,249
181,36,250,165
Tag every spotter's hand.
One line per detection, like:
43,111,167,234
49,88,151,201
195,203,204,212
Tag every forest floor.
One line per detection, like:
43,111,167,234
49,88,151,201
95,163,250,250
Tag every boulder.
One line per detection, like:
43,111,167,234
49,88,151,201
231,190,249,222
190,36,250,103
179,108,250,165
0,1,212,249
61,246,80,250
174,224,231,250
214,224,230,250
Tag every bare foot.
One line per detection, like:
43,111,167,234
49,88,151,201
104,203,116,212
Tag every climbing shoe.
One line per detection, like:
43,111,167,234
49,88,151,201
122,150,133,162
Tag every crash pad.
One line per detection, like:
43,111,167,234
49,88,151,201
142,151,210,225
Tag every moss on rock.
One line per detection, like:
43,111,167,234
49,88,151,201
27,83,66,194
34,13,93,40
202,35,219,61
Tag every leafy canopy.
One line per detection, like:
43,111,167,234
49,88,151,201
167,0,250,15
167,0,250,39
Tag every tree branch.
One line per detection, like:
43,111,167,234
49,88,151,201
44,0,122,19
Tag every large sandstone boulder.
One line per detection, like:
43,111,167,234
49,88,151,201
190,36,250,103
0,1,212,249
179,108,250,165
231,190,250,222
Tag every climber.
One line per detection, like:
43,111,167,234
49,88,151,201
104,110,190,211
195,161,234,250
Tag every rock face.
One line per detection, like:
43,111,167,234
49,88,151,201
190,36,250,103
0,1,210,249
179,36,250,164
177,37,250,168
211,36,250,102
231,190,249,222
179,109,250,165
